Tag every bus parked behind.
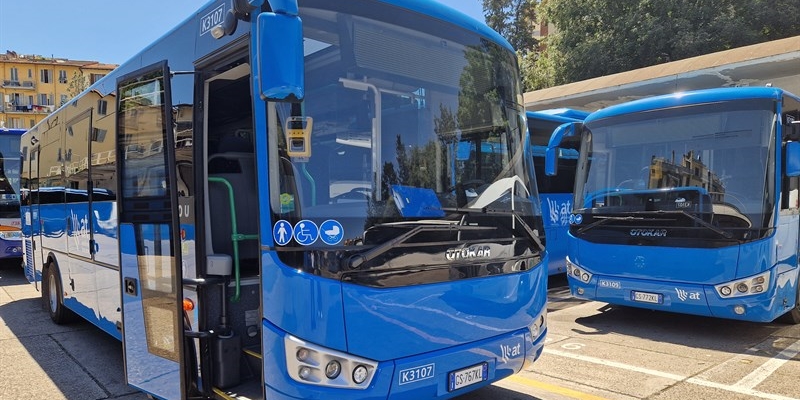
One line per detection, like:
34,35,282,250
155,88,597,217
0,127,23,261
546,87,800,323
528,109,588,275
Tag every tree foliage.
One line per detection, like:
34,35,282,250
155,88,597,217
528,0,800,89
483,0,539,91
66,71,88,100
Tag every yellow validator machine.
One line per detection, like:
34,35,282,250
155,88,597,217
285,116,313,158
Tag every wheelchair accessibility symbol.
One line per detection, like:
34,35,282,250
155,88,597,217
319,220,344,245
293,220,318,246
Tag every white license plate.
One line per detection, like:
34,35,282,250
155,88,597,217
448,362,488,392
631,290,662,304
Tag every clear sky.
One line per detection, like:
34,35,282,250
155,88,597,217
0,0,484,65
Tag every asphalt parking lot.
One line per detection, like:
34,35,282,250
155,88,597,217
2,263,798,400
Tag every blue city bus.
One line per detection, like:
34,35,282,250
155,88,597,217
0,128,23,260
528,109,588,275
20,1,549,399
545,87,800,324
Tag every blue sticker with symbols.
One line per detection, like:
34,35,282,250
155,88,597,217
293,219,319,246
273,220,293,246
319,220,344,245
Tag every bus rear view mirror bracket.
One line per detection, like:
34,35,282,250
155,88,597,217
545,122,581,176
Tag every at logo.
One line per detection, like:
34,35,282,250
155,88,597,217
675,288,701,301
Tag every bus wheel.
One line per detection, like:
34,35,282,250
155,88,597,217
778,283,800,324
44,263,74,324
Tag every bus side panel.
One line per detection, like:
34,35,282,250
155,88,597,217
541,193,572,275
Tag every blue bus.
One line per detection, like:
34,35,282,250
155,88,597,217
545,87,800,324
0,128,23,261
528,109,588,275
20,1,549,399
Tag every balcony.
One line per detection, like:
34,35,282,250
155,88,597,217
3,103,55,114
1,80,35,90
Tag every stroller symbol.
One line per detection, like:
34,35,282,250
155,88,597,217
319,220,344,245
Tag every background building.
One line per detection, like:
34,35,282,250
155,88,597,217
0,50,117,129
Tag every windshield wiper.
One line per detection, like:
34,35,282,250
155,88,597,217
578,211,733,239
346,223,494,270
657,210,733,239
440,207,545,252
576,215,643,234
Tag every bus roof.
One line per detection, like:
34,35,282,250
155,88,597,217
0,128,26,136
586,86,799,123
527,108,589,123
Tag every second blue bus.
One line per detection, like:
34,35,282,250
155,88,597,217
546,87,800,323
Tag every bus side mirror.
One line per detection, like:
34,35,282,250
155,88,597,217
786,141,800,177
256,11,304,102
545,122,579,176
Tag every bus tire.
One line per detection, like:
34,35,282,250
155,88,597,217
778,282,800,324
44,262,75,324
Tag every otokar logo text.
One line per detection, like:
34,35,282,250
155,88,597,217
446,245,491,261
629,229,667,237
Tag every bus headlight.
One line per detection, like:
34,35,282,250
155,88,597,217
0,230,22,240
566,259,592,283
715,271,770,298
285,335,377,389
353,365,369,384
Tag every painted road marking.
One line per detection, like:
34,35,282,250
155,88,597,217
735,339,800,389
504,375,609,400
544,347,798,400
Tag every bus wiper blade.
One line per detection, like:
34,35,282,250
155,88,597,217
347,223,494,270
577,215,642,234
440,207,545,252
657,210,733,239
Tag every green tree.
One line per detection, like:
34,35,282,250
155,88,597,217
529,0,800,88
66,71,88,100
483,0,539,91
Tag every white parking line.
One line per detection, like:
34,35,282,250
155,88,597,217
735,339,800,389
544,348,799,400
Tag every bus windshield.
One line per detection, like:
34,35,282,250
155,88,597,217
271,2,535,246
0,133,21,220
575,99,775,237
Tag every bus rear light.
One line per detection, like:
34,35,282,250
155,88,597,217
182,298,195,311
715,271,770,298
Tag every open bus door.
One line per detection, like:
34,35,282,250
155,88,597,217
21,145,39,286
116,61,188,399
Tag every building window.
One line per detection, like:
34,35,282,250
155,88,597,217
40,69,52,84
97,99,107,115
29,119,35,128
27,69,32,78
10,68,18,82
61,95,69,106
59,70,68,84
38,94,51,106
90,74,105,84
